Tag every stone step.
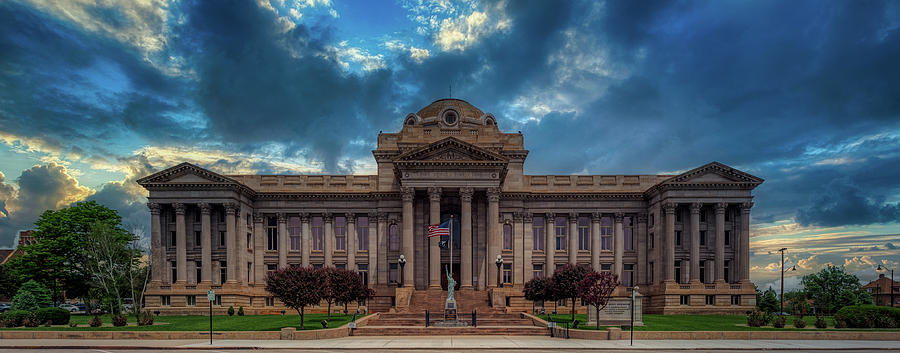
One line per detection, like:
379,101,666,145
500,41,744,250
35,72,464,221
353,326,549,336
366,318,535,327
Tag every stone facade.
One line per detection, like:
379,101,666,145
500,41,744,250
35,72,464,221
137,98,762,315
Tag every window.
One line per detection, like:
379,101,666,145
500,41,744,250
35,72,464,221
503,223,512,250
731,295,740,305
219,261,227,284
389,224,400,251
194,231,201,247
335,216,346,251
700,230,707,246
705,295,715,305
578,216,590,250
219,231,225,247
266,216,278,251
649,233,654,249
195,261,202,283
680,295,690,305
187,295,196,306
267,264,276,274
289,216,301,251
358,263,369,286
336,263,346,269
676,210,682,223
725,209,732,221
675,260,682,284
700,262,706,284
700,209,707,222
313,263,323,269
247,233,252,250
161,295,170,306
555,216,567,250
248,263,252,283
600,216,612,250
214,295,222,306
649,262,654,283
532,216,544,251
725,230,731,246
601,263,611,272
358,216,369,251
389,263,398,283
170,261,177,282
724,260,731,283
623,264,634,287
533,264,543,279
312,216,324,251
649,213,655,227
194,209,201,222
168,209,175,223
502,263,512,284
675,231,682,247
217,210,225,223
265,297,275,306
170,231,176,247
624,217,633,251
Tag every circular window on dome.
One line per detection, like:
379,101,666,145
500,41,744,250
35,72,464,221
443,111,458,125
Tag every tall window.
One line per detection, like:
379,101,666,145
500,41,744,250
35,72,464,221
335,216,346,251
312,216,324,251
676,210,682,223
289,216,301,250
600,216,612,250
724,260,731,283
389,263,398,283
624,216,633,251
623,264,634,287
700,230,707,246
555,216,567,250
389,224,400,251
700,209,707,222
532,216,544,251
358,216,369,250
195,261,202,283
266,216,278,251
169,261,177,282
649,232,655,249
247,233,252,250
219,261,227,284
503,223,512,250
577,216,590,250
194,231,201,247
675,230,682,247
187,295,196,306
219,231,225,247
247,263,252,283
358,263,369,286
532,264,543,279
675,260,682,284
725,230,731,246
649,262,654,283
700,261,706,283
502,263,512,284
169,231,176,247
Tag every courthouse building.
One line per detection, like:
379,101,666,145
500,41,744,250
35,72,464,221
138,98,762,314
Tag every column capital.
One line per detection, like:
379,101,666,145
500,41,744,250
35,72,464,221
715,202,728,214
198,202,211,214
545,212,554,220
368,211,378,219
523,212,533,222
591,212,602,222
740,202,754,214
224,202,238,215
427,187,442,201
299,212,310,222
147,202,161,215
637,213,648,223
401,187,415,202
460,187,474,202
487,188,501,202
389,216,399,224
277,212,287,224
662,202,677,214
253,213,264,223
614,212,624,223
347,213,356,223
323,212,334,222
513,212,524,222
173,203,185,214
690,203,702,214
377,212,389,222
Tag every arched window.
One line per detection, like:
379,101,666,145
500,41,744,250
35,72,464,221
389,223,400,251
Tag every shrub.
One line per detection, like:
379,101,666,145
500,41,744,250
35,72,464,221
834,305,900,328
794,317,807,328
814,313,827,329
11,280,52,311
22,315,40,327
0,319,10,328
773,315,786,328
89,315,103,327
747,309,772,327
227,305,235,316
138,310,154,326
834,319,847,328
112,314,128,327
238,306,245,316
0,310,31,327
68,321,77,328
35,307,70,325
43,320,51,327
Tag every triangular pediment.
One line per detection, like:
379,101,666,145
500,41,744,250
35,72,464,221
663,162,764,185
136,162,237,185
394,137,507,162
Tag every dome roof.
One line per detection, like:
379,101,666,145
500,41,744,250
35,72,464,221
416,98,484,119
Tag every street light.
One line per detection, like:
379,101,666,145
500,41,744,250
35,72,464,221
775,248,795,314
398,254,407,288
495,255,504,288
878,265,894,307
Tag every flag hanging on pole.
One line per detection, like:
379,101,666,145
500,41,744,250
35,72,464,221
427,220,451,238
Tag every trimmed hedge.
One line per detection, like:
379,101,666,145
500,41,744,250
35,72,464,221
0,310,31,327
834,305,900,328
35,307,71,325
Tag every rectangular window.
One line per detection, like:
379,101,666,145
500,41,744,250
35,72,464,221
533,264,543,279
335,216,346,251
358,263,369,286
700,230,707,246
725,230,731,246
389,263,398,283
532,216,544,251
170,261,177,282
161,295,170,306
187,295,196,306
358,216,369,251
724,260,731,283
312,216,324,251
706,295,715,305
601,263,612,272
624,264,634,287
700,262,706,283
676,210,682,223
267,264,276,274
503,223,512,250
266,297,275,306
577,216,590,250
219,261,227,284
194,231,201,247
219,231,225,248
725,209,732,221
389,224,400,251
649,232,654,249
675,260,682,284
214,295,222,306
247,233,252,250
555,216,567,250
170,231,176,247
195,261,202,283
700,209,707,223
248,263,252,283
217,210,225,223
675,231,682,247
680,295,689,305
731,295,740,305
313,263,323,269
649,213,655,227
336,263,346,269
289,216,301,251
502,263,512,284
600,216,612,250
649,262,654,283
624,216,633,251
266,216,278,251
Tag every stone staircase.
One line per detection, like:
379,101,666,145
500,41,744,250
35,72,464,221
405,289,500,314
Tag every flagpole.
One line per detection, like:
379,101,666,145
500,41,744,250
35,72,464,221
450,215,454,279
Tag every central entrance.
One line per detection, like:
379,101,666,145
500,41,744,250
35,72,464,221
441,263,461,290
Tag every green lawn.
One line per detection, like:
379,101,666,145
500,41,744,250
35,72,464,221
2,313,364,331
540,314,900,332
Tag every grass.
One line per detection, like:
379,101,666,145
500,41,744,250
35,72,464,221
538,313,900,332
2,313,365,331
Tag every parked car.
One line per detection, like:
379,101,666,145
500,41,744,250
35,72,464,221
0,304,10,313
58,304,78,313
75,303,87,312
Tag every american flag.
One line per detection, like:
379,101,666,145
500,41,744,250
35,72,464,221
426,220,451,238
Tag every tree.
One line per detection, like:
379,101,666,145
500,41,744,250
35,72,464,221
524,277,551,314
758,287,778,313
126,228,152,320
551,264,590,322
265,266,325,329
356,286,375,312
801,265,873,315
0,264,19,299
6,201,126,302
318,267,341,319
84,222,138,315
578,271,619,326
11,280,52,311
331,268,363,315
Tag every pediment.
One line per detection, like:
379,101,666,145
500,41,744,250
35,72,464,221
136,162,236,185
394,137,507,162
663,162,764,185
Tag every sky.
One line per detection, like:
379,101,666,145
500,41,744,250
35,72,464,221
1,0,900,292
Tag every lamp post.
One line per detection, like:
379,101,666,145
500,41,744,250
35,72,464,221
495,255,503,288
398,254,407,288
878,265,894,307
776,248,795,314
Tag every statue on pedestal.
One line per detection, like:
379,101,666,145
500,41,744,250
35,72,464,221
446,265,456,303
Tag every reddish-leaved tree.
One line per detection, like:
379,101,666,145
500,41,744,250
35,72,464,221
265,266,325,329
578,271,619,326
332,268,363,315
524,276,551,316
551,264,590,322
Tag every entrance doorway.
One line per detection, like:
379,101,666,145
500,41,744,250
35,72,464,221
441,263,461,291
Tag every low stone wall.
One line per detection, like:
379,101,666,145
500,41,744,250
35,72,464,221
567,329,900,341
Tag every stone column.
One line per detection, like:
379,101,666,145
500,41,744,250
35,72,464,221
401,187,415,287
174,203,186,284
428,187,442,288
237,208,247,284
460,187,474,289
591,212,601,271
368,212,377,286
544,212,554,278
663,202,676,283
690,203,701,283
523,212,533,282
277,213,287,269
324,213,333,267
715,203,727,283
614,212,624,278
223,202,237,283
513,212,524,285
148,203,163,283
253,213,265,284
347,213,356,270
568,213,577,265
740,202,753,283
487,188,500,287
199,202,212,284
379,212,390,285
300,213,310,267
636,213,648,285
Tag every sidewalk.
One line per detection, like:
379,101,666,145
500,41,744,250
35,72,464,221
2,336,900,350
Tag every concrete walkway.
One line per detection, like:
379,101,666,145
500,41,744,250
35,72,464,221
2,336,900,350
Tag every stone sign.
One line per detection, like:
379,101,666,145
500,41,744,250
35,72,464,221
587,296,644,326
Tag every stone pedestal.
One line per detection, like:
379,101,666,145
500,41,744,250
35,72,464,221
587,295,644,327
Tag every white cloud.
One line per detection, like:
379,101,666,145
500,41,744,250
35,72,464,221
383,40,431,63
403,0,511,52
325,44,386,72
